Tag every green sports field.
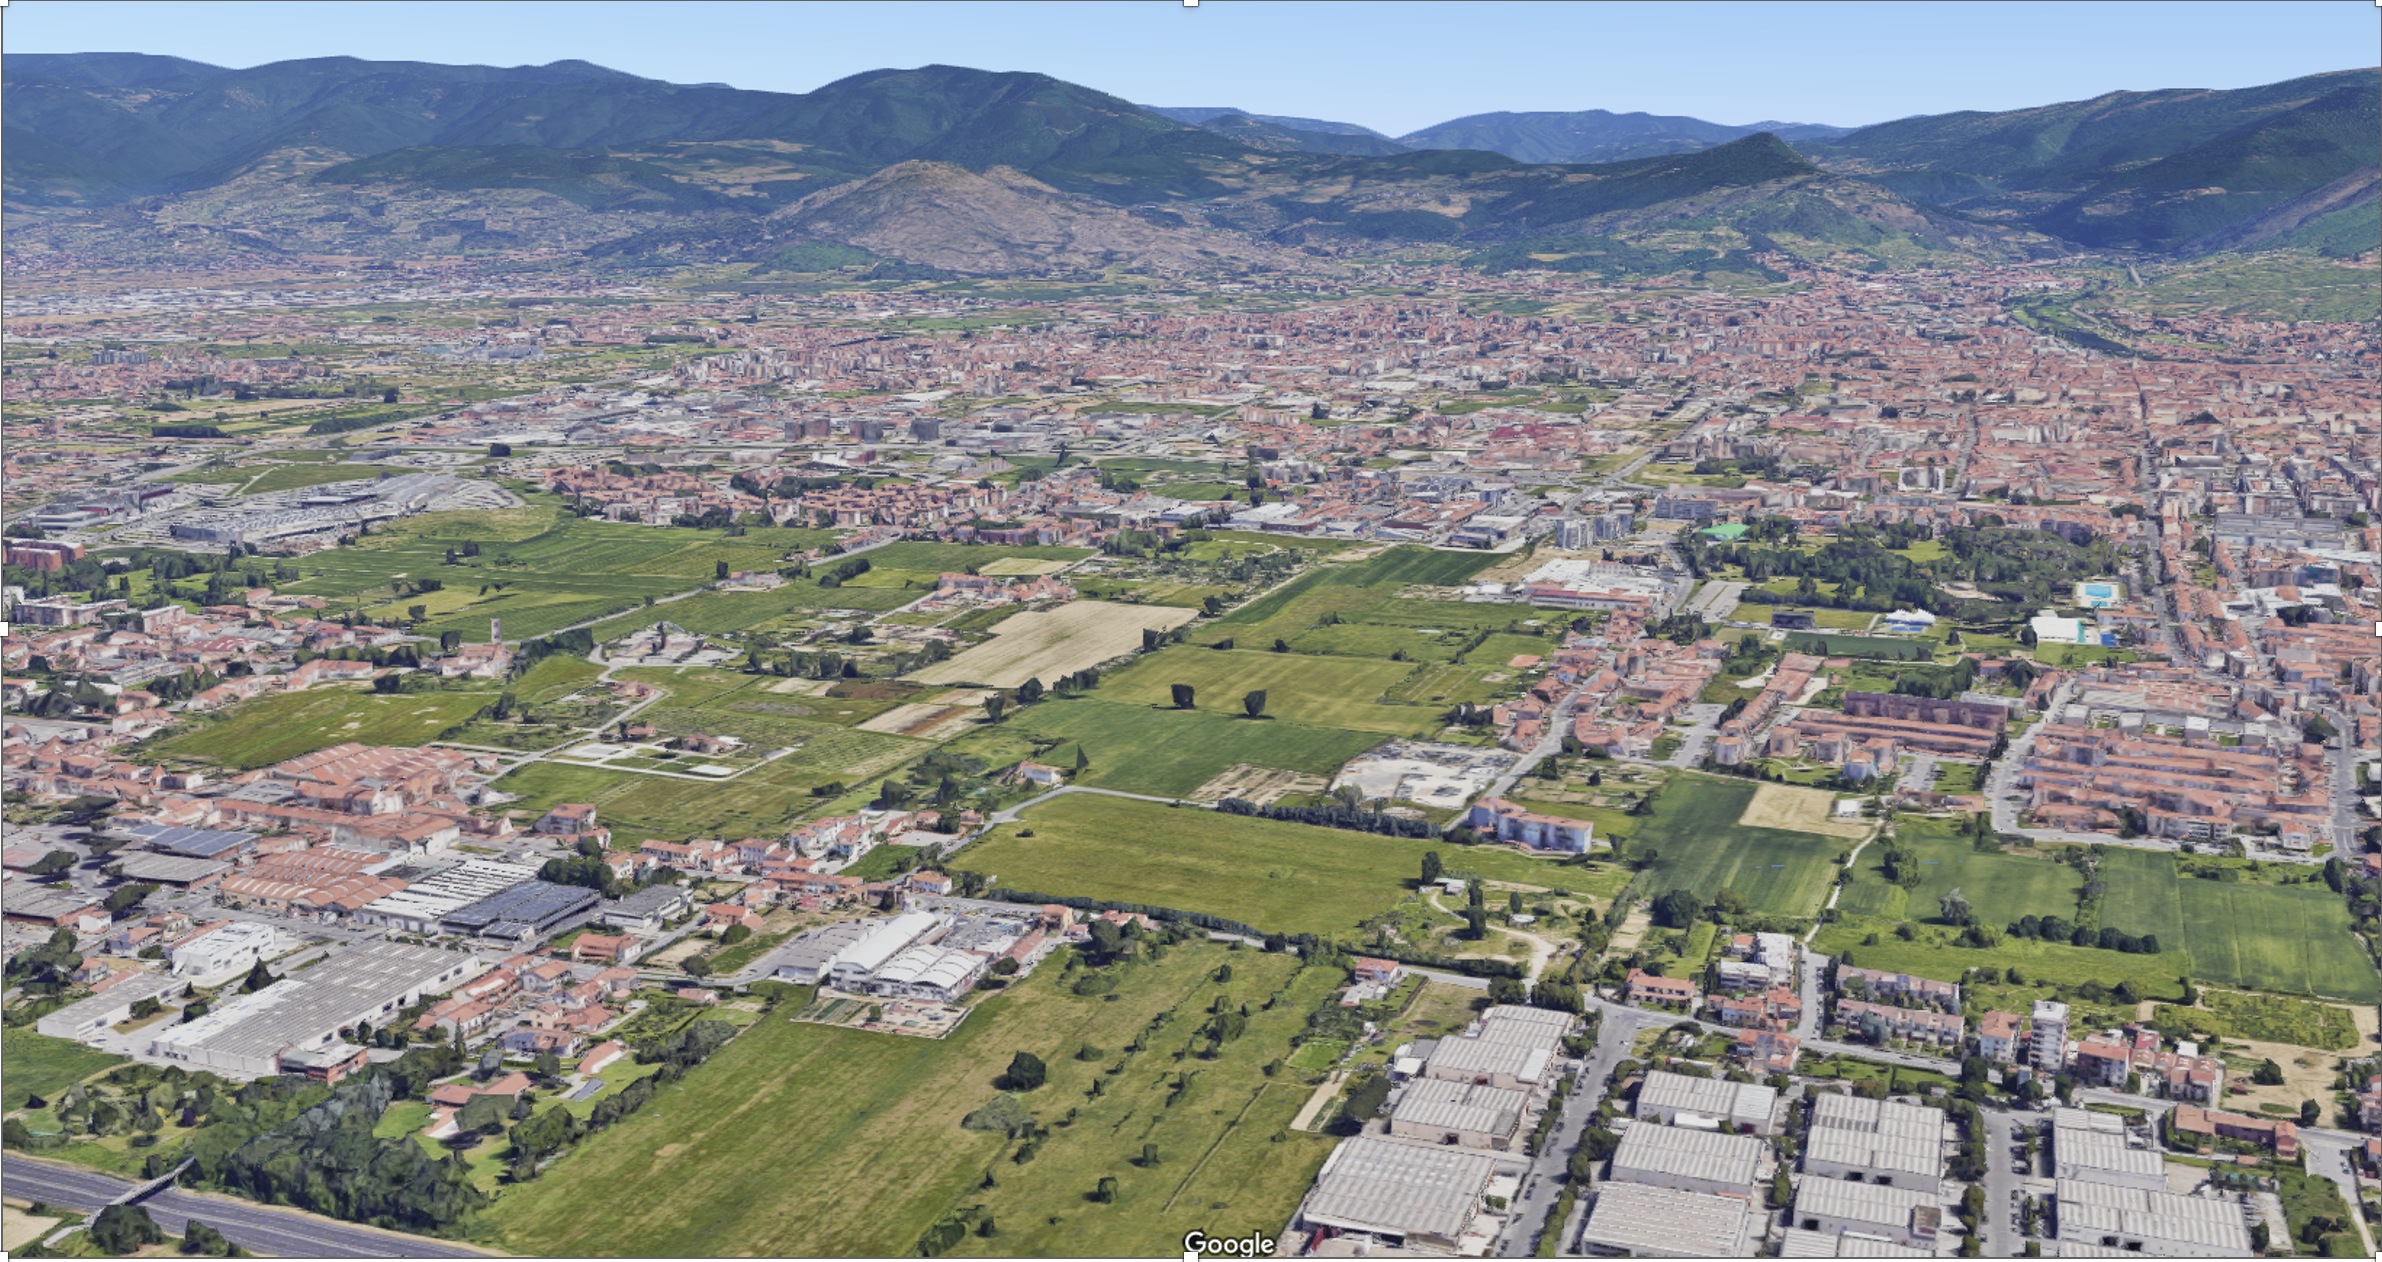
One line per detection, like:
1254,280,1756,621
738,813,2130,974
1097,648,1445,736
1629,778,1845,917
488,944,1337,1258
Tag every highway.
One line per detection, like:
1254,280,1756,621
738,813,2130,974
1,1155,496,1258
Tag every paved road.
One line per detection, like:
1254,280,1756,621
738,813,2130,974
1492,1005,1667,1257
2294,1131,2379,1257
2,1155,494,1258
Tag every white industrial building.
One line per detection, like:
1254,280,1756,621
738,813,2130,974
1634,1070,1778,1134
1801,1092,1949,1196
349,859,539,934
36,972,188,1042
1776,1226,1933,1257
865,942,986,1002
2053,1179,2251,1257
1296,1135,1502,1253
2051,1107,2166,1192
1388,1077,1530,1150
1607,1120,1765,1198
1576,1182,1753,1258
1421,1004,1572,1091
166,921,280,987
1789,1176,1945,1251
146,942,482,1078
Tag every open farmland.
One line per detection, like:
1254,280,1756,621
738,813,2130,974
2096,848,2379,1001
149,687,492,768
1098,648,1445,736
1319,546,1502,589
1630,777,1845,916
910,600,1196,689
488,945,1337,1258
1833,821,2082,924
965,698,1385,799
861,542,1095,572
1738,783,1869,839
958,792,1578,936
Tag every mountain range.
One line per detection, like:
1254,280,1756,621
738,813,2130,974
6,53,2373,277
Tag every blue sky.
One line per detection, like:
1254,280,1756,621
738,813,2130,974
9,0,2369,136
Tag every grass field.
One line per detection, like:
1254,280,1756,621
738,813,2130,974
911,602,1197,690
960,793,1575,936
1833,821,2083,926
861,542,1096,572
2097,849,2379,1001
487,944,1338,1258
1628,778,1845,917
1203,571,1389,644
1097,648,1445,736
148,687,491,768
1,1028,129,1110
488,725,925,844
1319,547,1501,589
990,699,1385,799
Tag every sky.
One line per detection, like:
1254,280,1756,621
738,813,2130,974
7,0,2371,136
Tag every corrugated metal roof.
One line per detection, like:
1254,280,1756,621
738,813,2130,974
2053,1179,2250,1252
1610,1120,1763,1189
1301,1136,1497,1240
1579,1182,1751,1257
1391,1078,1525,1139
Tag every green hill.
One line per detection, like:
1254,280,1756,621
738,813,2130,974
309,145,751,213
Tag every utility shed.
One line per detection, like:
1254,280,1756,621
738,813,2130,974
1636,1069,1778,1134
1607,1119,1764,1197
2053,1178,2250,1258
1802,1092,1949,1196
1297,1135,1499,1251
1576,1182,1752,1258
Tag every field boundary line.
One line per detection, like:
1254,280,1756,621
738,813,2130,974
1162,1083,1271,1212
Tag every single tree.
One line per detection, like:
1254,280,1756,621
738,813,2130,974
1420,850,1443,887
1242,689,1267,718
1004,1051,1048,1092
1170,683,1196,710
984,694,1008,722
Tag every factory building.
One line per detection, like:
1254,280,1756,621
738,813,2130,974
1296,1135,1504,1253
1801,1093,1950,1196
2052,1179,2252,1258
1388,1077,1530,1150
146,942,483,1078
1789,1176,1945,1251
1576,1182,1754,1258
1634,1070,1778,1135
1606,1121,1765,1198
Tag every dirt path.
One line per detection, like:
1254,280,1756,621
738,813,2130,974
1289,1071,1344,1132
1427,892,1562,983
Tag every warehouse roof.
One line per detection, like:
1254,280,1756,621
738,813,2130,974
148,941,480,1068
1638,1070,1777,1129
442,879,598,934
2051,1115,2165,1183
1778,1226,1933,1257
1391,1077,1527,1139
1578,1182,1752,1258
359,858,538,922
1811,1092,1947,1143
2054,1178,2249,1254
1792,1175,1941,1231
110,852,233,886
1424,1036,1552,1083
1805,1123,1944,1184
121,824,258,858
1609,1120,1763,1190
1301,1136,1498,1242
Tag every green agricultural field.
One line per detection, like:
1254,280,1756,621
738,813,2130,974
487,945,1337,1258
1361,598,1553,633
1833,821,2084,926
958,793,1575,936
1319,546,1501,589
580,581,915,643
488,736,920,845
1098,648,1444,736
1380,662,1508,707
988,698,1383,799
1,1028,129,1109
862,542,1095,572
1203,571,1388,642
2097,849,2379,1001
1812,919,2188,1025
150,687,491,768
1628,778,1845,917
617,666,921,730
513,655,607,707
